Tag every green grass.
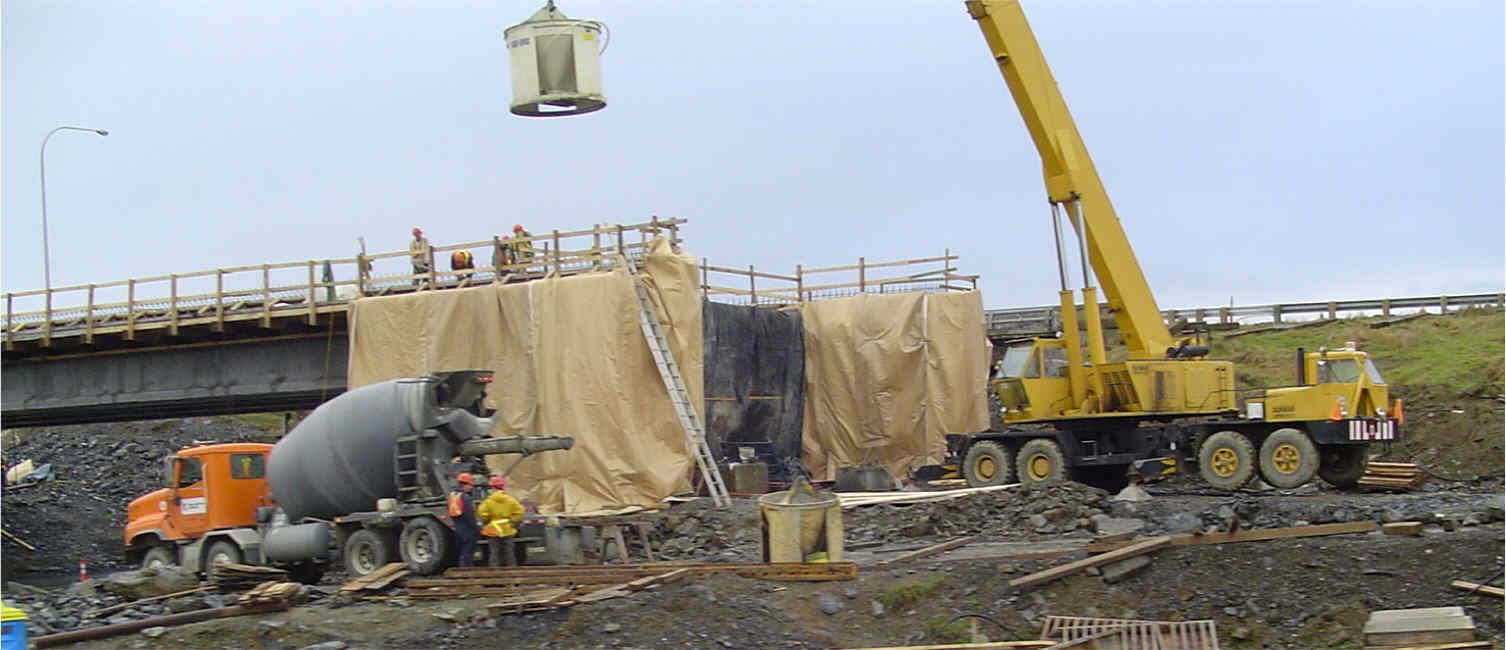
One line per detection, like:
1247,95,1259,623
877,574,946,612
1211,308,1504,396
921,615,972,643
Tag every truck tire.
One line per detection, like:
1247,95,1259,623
1257,428,1319,488
1317,444,1368,488
962,441,1014,487
141,546,176,570
343,529,391,577
205,540,242,569
1198,430,1255,490
400,517,454,576
1015,438,1066,486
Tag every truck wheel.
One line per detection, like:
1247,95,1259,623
343,529,391,577
962,441,1014,487
1317,444,1368,488
141,546,176,570
400,517,454,576
1258,428,1319,488
1198,431,1255,490
1015,439,1066,486
205,540,242,569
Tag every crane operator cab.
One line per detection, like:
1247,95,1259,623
991,338,1070,422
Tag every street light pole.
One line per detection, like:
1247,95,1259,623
40,125,109,289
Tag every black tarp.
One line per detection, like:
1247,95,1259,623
702,301,805,467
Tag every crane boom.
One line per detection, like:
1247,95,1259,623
966,0,1174,359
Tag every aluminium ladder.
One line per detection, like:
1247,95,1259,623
626,265,731,507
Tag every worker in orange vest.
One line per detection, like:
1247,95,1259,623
446,472,481,567
477,475,524,567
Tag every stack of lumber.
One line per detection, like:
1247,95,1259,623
1363,606,1482,649
236,581,303,607
210,562,289,592
338,562,410,595
1360,462,1423,490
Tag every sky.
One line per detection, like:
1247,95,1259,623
3,0,1502,314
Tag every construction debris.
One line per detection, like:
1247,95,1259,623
1360,462,1424,490
441,560,856,582
210,562,290,592
1008,536,1171,589
843,642,1055,649
839,484,1021,509
1383,521,1425,536
338,562,409,595
1169,520,1379,546
1363,606,1477,648
875,536,975,566
85,585,214,618
1039,615,1220,650
236,581,303,606
32,601,289,648
1449,580,1505,598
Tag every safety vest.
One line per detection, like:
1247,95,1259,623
447,492,465,518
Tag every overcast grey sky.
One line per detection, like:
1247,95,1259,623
4,0,1502,312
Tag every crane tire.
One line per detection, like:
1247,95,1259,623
1198,430,1256,491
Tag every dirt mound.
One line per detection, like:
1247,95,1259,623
2,418,274,577
650,498,763,562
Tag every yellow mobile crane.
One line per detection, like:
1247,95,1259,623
950,1,1401,490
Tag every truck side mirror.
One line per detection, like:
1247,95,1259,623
162,456,176,488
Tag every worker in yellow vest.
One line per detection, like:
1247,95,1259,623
511,224,535,265
476,475,524,567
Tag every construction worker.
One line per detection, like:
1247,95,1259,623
409,227,431,286
450,249,475,280
476,475,524,567
511,224,535,264
447,472,481,567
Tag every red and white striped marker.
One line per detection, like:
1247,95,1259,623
78,557,88,582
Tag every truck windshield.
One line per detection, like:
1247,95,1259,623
996,344,1034,379
1363,358,1386,384
1318,359,1361,384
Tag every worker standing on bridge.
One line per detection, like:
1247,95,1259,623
477,475,524,567
511,224,535,265
447,472,481,567
409,227,431,286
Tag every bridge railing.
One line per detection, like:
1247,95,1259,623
4,218,687,348
984,292,1506,338
700,249,979,306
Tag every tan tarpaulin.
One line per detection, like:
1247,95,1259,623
346,239,700,513
799,291,990,481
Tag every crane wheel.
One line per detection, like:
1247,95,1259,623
1015,438,1066,486
1197,430,1255,490
1317,444,1369,488
1258,428,1319,488
962,441,1014,487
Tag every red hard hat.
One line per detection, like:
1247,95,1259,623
512,224,524,233
489,475,505,490
413,227,423,237
456,472,474,485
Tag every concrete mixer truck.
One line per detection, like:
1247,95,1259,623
122,370,577,579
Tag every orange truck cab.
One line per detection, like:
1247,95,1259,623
123,443,274,572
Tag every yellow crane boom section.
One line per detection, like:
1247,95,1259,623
966,0,1175,359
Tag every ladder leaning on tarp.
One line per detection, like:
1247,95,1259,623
625,261,731,508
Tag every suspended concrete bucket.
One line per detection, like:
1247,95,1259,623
505,1,608,117
757,478,844,564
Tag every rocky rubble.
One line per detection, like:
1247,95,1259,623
648,498,762,562
3,418,273,576
845,482,1113,544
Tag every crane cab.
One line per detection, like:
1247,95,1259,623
1248,344,1394,426
991,338,1071,422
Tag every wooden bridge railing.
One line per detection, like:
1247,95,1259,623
700,249,979,306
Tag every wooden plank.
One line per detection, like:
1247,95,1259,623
1370,642,1495,650
1450,581,1505,597
1366,629,1477,648
1383,522,1424,536
876,536,975,566
840,642,1055,650
1370,607,1466,620
1008,536,1171,589
340,562,406,592
1170,521,1379,546
443,561,857,582
624,568,691,591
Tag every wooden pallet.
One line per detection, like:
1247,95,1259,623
1041,616,1220,650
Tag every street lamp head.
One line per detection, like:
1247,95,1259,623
94,129,109,136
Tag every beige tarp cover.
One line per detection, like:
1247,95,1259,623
347,239,701,513
799,291,991,481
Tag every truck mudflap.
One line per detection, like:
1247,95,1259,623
1306,418,1400,444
